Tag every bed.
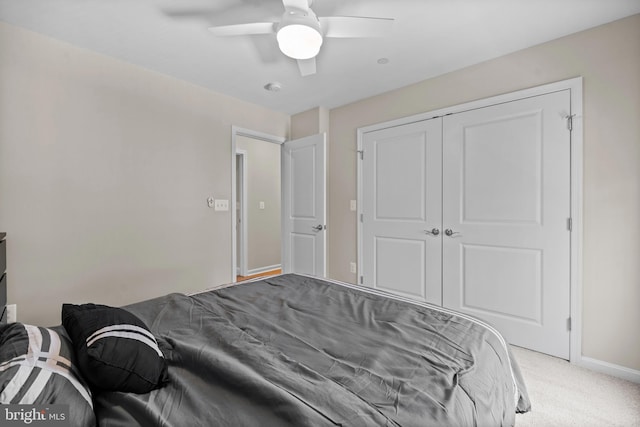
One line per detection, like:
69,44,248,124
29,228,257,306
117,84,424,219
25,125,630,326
1,273,530,426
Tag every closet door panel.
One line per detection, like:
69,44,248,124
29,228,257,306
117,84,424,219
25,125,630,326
442,90,571,359
361,118,442,304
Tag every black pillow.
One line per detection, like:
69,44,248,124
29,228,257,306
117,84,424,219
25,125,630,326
62,303,169,394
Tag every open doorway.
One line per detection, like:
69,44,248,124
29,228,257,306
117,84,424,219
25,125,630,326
231,127,285,282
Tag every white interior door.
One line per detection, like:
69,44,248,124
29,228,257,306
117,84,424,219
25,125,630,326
282,133,326,277
361,119,442,304
442,90,571,359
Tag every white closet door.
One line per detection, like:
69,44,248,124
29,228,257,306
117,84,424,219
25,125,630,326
442,90,571,359
282,133,326,277
361,119,442,304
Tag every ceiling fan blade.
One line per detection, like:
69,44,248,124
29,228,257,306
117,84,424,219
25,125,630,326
319,16,394,38
208,22,276,36
297,57,317,76
282,0,311,12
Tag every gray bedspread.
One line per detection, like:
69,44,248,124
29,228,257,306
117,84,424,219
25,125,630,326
95,274,530,426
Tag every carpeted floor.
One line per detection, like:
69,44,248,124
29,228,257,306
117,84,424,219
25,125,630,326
512,346,640,426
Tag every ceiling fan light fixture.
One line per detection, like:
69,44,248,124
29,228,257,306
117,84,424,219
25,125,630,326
277,24,323,60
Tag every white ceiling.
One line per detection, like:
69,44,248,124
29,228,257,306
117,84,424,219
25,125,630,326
1,0,639,114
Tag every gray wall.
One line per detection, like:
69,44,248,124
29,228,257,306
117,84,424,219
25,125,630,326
0,22,289,326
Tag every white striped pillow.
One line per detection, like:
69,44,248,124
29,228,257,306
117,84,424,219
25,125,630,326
62,303,169,394
0,323,96,427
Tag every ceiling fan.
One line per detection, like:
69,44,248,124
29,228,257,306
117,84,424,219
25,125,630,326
207,0,394,76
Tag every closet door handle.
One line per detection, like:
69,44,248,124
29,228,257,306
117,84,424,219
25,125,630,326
444,229,460,237
312,224,325,232
424,228,440,236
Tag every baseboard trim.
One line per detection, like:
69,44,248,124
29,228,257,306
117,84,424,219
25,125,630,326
246,264,281,276
577,356,640,384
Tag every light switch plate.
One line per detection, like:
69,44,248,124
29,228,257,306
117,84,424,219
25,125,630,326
350,200,357,211
214,199,229,211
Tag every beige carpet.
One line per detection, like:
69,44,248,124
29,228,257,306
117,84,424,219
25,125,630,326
512,346,640,426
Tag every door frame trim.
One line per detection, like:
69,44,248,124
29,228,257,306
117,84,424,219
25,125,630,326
231,126,285,282
235,149,248,276
356,77,583,364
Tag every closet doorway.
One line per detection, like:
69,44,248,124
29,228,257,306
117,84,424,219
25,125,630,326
357,79,583,360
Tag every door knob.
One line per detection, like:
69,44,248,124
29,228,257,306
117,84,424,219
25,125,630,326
312,224,325,232
444,229,460,237
424,228,440,236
